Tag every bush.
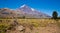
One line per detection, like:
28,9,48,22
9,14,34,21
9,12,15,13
52,11,58,19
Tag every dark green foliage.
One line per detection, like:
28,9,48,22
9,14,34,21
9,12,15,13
52,11,58,19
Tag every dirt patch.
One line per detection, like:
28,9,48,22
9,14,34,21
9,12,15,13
6,23,60,33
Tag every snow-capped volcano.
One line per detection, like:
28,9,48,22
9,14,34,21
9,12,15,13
17,4,41,14
18,4,34,13
20,4,35,11
17,4,51,18
0,4,51,18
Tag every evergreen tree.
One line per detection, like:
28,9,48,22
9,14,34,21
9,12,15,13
52,11,58,19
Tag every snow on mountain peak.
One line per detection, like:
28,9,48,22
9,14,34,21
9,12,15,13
20,4,26,8
31,8,35,11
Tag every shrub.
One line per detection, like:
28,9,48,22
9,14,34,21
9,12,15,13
52,11,58,19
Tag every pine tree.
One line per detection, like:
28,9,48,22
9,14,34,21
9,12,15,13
52,11,58,19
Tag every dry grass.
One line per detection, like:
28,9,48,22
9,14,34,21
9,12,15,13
0,19,60,33
0,19,60,27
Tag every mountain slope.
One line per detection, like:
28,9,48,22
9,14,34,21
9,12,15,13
0,4,51,18
17,4,51,18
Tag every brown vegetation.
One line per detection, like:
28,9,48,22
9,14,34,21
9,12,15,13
0,19,60,33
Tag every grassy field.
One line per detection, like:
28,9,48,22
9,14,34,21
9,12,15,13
0,19,60,33
0,19,60,27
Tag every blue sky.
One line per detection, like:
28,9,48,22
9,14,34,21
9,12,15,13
0,0,60,16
